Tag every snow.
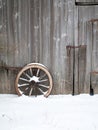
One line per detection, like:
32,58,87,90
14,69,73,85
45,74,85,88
0,94,98,130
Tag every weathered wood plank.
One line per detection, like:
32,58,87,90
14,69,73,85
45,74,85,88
78,46,86,93
74,5,79,95
91,21,98,94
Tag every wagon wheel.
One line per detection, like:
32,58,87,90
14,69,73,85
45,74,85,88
15,63,53,97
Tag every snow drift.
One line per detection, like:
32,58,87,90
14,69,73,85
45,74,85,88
0,94,98,130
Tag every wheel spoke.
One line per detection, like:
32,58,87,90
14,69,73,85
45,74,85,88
18,83,29,87
18,88,24,95
23,72,31,79
25,87,29,91
30,68,33,76
37,87,45,95
39,79,48,83
19,77,30,82
38,84,49,89
39,73,46,80
29,88,33,96
36,68,40,76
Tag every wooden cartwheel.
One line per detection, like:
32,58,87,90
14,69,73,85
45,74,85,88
15,63,53,97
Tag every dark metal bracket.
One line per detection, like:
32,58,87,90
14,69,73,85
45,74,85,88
75,2,98,6
66,45,86,56
0,65,22,71
90,71,98,75
66,45,86,49
88,19,98,23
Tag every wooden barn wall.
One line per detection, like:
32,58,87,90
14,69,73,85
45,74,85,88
74,5,98,94
0,0,74,94
0,0,98,95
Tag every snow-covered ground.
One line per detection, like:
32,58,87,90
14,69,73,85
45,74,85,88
0,94,98,130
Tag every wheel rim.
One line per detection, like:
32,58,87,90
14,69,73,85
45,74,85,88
15,63,53,97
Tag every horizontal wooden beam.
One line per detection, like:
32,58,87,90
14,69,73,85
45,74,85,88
75,2,98,6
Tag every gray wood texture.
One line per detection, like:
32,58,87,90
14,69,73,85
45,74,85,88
0,0,74,94
75,5,98,94
0,0,98,95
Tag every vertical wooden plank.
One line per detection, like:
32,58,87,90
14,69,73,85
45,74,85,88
40,0,51,67
65,0,74,94
74,5,79,94
91,21,98,94
30,0,39,63
0,0,4,64
78,46,86,93
84,20,91,93
60,0,72,94
49,0,61,94
6,0,15,66
0,0,7,65
76,6,87,94
17,0,31,66
0,0,9,94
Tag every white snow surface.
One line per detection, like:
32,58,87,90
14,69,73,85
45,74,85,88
0,94,98,130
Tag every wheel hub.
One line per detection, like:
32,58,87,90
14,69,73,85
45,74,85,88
30,76,39,82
